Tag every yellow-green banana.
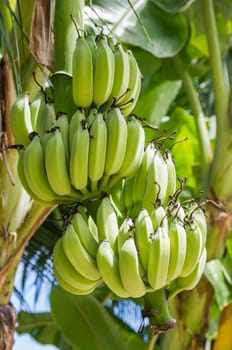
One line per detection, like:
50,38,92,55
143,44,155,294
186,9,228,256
97,240,129,298
143,149,169,212
117,217,134,253
70,118,89,193
71,212,98,258
147,226,170,290
10,93,32,146
62,224,101,281
120,50,142,116
168,248,207,298
53,238,99,291
44,128,72,196
69,108,85,150
53,265,100,295
119,236,146,298
88,112,107,192
115,116,145,180
150,205,168,231
132,143,155,207
72,36,93,108
93,36,115,107
102,108,127,182
96,197,118,251
35,94,56,136
163,150,177,206
134,208,153,270
22,135,57,203
109,44,130,104
180,221,203,277
17,149,55,206
53,114,70,163
167,219,187,282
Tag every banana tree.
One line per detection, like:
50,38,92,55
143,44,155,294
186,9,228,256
0,0,232,349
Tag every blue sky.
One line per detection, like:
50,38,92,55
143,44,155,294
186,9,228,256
12,262,58,350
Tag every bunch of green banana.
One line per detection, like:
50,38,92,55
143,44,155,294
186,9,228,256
17,107,145,206
10,91,56,148
72,33,142,115
53,207,103,295
94,196,207,299
110,144,177,218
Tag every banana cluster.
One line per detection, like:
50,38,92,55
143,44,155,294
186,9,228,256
53,197,207,299
110,144,177,218
53,206,103,295
72,34,142,115
16,107,145,206
10,92,56,148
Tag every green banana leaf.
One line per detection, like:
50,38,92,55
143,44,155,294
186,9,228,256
150,0,196,13
16,311,72,349
50,286,142,350
89,0,189,58
204,260,232,310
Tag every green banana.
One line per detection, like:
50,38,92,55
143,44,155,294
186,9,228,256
62,224,101,281
119,236,146,298
53,238,99,291
188,205,207,252
10,93,32,146
71,212,98,258
97,240,129,298
163,150,177,206
108,44,130,105
143,149,169,212
44,128,72,196
168,248,207,298
72,36,93,108
134,208,153,270
167,219,187,282
35,93,56,136
17,149,55,206
117,217,134,253
180,221,203,277
22,134,57,203
123,177,135,216
70,118,89,193
93,36,115,107
88,112,107,192
109,180,126,218
120,50,142,116
114,116,145,181
150,205,168,231
132,143,156,207
147,226,170,290
69,108,85,150
53,114,70,163
53,265,100,295
30,93,42,131
102,108,127,184
96,197,119,251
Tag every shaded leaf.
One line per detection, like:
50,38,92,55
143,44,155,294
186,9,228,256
135,80,182,127
50,286,130,350
16,311,72,349
150,0,196,13
204,260,232,310
89,0,189,57
117,2,189,58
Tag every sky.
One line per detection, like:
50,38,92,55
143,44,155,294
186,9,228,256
12,262,58,350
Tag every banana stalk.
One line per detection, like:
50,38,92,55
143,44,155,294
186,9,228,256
143,289,176,334
54,0,84,73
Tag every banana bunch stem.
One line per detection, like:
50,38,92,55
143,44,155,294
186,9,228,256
54,0,85,73
143,289,176,335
